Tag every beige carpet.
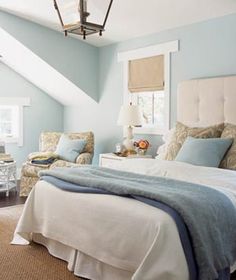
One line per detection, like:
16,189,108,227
0,205,83,280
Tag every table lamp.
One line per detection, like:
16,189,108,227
117,103,143,150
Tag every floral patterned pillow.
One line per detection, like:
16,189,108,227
220,123,236,170
164,122,224,161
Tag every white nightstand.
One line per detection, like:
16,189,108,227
99,153,152,169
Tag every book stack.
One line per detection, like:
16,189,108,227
0,153,14,163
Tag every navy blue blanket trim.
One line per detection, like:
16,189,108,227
41,175,231,280
133,195,198,280
218,268,230,280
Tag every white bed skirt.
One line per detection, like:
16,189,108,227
33,233,133,280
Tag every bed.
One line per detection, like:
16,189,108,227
12,76,236,280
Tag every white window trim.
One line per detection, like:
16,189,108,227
0,97,30,146
118,40,179,135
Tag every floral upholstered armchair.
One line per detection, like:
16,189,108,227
20,131,94,196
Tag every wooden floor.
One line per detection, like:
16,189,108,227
0,182,26,208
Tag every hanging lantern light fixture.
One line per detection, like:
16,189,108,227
53,0,113,40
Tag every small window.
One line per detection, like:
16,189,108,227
0,98,30,146
0,105,20,142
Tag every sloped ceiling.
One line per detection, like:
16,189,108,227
0,0,236,46
0,10,99,106
0,26,97,106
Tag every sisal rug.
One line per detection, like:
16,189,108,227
0,205,83,280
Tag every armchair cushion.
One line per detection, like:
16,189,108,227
55,134,87,162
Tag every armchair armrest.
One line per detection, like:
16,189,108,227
75,153,93,164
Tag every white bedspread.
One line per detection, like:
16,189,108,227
12,159,236,280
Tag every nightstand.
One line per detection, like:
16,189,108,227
99,153,152,168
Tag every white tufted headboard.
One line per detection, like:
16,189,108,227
177,76,236,127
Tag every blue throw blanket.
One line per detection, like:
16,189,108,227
39,166,236,280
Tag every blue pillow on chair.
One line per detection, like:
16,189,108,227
55,134,87,163
175,137,233,168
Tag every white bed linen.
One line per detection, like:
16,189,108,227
12,159,236,280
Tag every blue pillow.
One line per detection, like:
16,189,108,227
55,134,87,163
175,137,233,168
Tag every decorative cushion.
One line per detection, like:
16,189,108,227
175,137,233,167
220,123,236,170
156,128,175,159
164,122,224,160
55,134,87,162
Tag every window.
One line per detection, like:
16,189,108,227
118,40,179,135
0,98,30,146
128,54,166,134
0,105,19,140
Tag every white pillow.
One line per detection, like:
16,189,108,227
156,128,175,159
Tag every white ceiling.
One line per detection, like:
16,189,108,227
0,0,236,47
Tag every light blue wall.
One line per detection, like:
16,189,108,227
64,13,236,164
0,63,63,166
0,11,99,101
1,11,236,165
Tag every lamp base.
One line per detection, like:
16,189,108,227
123,138,134,151
123,126,135,150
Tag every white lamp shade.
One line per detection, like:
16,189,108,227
117,104,143,126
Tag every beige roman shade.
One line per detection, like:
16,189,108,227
128,55,164,93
